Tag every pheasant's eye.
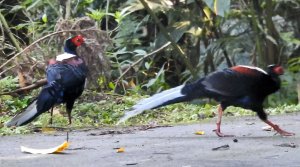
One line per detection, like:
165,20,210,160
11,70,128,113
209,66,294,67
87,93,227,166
77,38,83,43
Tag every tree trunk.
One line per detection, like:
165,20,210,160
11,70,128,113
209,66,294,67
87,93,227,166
264,0,280,64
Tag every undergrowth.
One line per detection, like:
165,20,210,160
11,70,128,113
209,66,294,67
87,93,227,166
1,92,300,136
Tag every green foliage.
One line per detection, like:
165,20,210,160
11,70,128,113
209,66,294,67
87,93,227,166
3,96,31,114
111,16,145,47
0,116,31,136
288,57,300,73
0,77,32,114
0,126,31,136
4,0,299,104
0,77,18,91
114,11,122,23
280,32,300,45
86,9,106,22
72,100,123,125
267,104,300,115
142,64,170,93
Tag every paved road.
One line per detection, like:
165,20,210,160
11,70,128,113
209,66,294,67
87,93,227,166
1,113,300,167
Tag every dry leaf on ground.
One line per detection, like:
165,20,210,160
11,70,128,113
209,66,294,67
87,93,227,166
21,141,69,154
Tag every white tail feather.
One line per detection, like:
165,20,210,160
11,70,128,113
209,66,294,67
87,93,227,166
5,100,38,127
117,85,185,125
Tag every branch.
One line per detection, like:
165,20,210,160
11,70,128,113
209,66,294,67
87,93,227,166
0,65,15,77
0,11,22,52
0,78,47,96
114,42,171,90
250,1,263,66
65,0,71,19
106,0,110,31
139,0,197,78
0,28,101,72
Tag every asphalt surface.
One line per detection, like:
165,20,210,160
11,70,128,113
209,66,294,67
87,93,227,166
1,113,300,167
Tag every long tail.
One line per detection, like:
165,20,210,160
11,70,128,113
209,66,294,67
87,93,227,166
5,100,40,127
6,87,58,127
117,80,206,125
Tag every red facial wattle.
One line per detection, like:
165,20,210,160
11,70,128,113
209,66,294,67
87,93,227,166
71,35,84,47
274,66,284,75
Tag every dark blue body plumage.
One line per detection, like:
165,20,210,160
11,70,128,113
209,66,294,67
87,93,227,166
6,35,87,126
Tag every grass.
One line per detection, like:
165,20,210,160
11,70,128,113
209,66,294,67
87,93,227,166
0,93,300,136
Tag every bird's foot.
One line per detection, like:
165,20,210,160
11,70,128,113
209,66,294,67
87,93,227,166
273,125,295,136
213,129,235,137
279,131,295,137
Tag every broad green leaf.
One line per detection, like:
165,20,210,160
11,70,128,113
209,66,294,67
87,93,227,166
155,21,191,48
114,11,123,23
144,78,156,88
145,62,151,70
42,13,48,23
288,57,300,72
203,6,212,20
280,32,300,45
86,9,105,21
143,64,166,88
108,82,116,90
133,49,147,56
186,27,203,36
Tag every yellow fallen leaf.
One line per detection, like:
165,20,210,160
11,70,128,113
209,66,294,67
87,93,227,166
116,147,125,153
21,141,69,154
41,127,56,134
195,131,205,135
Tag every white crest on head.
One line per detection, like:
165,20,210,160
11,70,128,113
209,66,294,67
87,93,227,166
237,65,268,74
56,53,76,61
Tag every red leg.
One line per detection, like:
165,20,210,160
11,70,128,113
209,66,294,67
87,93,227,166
214,105,234,137
264,120,295,136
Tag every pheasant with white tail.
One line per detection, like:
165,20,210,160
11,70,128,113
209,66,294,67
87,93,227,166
117,65,295,137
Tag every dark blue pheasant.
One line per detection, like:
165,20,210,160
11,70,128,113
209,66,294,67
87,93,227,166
118,65,295,137
6,35,88,126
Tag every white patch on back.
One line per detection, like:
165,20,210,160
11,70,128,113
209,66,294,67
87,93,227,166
56,53,76,61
